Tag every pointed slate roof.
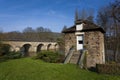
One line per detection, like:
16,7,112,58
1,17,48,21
62,20,105,33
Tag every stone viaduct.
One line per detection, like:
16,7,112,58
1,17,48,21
3,41,59,56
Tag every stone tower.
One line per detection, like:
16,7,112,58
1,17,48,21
62,18,105,68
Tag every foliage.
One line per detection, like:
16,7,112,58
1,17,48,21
3,51,22,59
56,35,65,54
0,43,11,56
96,0,120,62
23,27,35,33
0,42,22,59
61,25,67,32
36,51,64,63
0,58,120,80
0,51,22,62
36,26,52,32
0,28,61,42
75,8,94,22
97,64,120,75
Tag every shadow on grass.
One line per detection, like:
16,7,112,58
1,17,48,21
0,56,26,63
0,57,9,63
88,67,98,73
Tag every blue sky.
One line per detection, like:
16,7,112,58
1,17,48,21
0,0,113,32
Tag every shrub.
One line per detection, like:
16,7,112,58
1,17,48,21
7,51,22,59
0,44,11,56
96,64,120,75
36,51,64,63
3,51,22,59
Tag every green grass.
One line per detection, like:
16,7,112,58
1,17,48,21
0,58,120,80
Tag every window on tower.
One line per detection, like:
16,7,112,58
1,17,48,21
78,40,83,44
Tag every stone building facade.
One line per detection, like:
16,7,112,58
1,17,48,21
62,19,105,68
64,32,76,56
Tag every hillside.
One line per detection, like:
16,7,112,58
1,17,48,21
0,32,62,42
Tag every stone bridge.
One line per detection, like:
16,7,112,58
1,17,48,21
3,41,59,56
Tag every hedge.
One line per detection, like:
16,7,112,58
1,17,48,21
0,44,11,56
96,64,120,75
36,51,64,63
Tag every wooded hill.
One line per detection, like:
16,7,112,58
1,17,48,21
0,32,62,42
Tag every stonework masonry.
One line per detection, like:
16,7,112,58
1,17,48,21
3,41,59,56
63,20,105,68
64,33,76,56
84,31,105,67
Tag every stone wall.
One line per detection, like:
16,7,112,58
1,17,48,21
64,33,76,56
64,30,105,68
84,31,105,68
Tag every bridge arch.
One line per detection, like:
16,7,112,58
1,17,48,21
3,44,14,52
21,44,31,56
47,44,52,50
36,44,44,53
54,44,58,51
3,41,59,55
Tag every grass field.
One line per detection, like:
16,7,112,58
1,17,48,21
0,58,120,80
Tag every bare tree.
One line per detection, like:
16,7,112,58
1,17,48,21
110,0,120,62
97,0,120,62
61,25,67,32
75,8,94,22
23,27,35,33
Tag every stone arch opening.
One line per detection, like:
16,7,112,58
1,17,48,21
36,44,44,53
21,44,31,56
5,44,13,51
47,44,52,51
54,44,58,51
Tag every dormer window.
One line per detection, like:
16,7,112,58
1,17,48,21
76,23,83,31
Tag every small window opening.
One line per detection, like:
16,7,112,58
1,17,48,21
78,40,83,44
